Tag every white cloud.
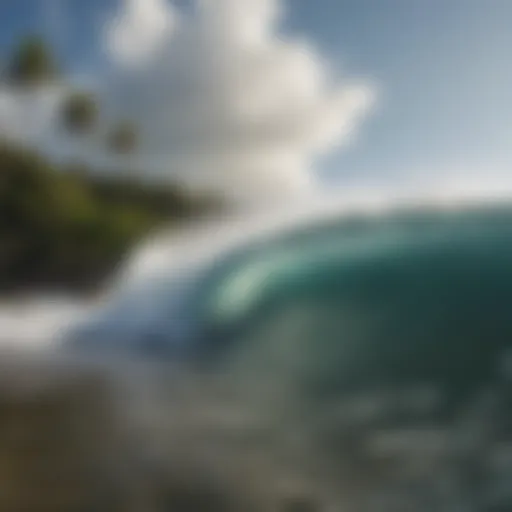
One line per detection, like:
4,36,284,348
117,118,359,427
106,0,179,67
0,84,104,168
0,0,375,207
102,0,375,205
0,87,68,150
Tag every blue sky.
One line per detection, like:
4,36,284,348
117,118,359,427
1,0,511,196
287,0,512,185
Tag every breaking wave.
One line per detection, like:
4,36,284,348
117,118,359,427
2,196,512,510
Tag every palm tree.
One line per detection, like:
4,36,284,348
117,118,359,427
107,121,138,154
60,92,98,135
6,36,58,87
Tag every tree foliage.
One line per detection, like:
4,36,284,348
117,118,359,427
6,36,58,87
0,35,225,293
61,92,99,135
107,121,138,154
0,143,222,294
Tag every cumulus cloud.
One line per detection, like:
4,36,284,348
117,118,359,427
107,0,179,67
0,88,63,148
102,0,375,205
0,84,101,167
0,0,375,206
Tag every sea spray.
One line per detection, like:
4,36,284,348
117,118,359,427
2,199,512,510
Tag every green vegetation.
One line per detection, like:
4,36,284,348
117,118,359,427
60,92,99,135
4,35,59,87
107,120,138,154
0,36,224,293
0,142,222,294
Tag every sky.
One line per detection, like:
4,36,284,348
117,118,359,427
0,0,511,204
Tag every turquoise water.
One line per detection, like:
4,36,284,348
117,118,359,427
4,203,512,511
189,205,512,415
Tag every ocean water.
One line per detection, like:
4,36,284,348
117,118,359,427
1,199,512,511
